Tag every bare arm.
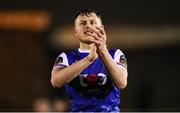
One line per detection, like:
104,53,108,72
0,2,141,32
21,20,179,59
51,44,98,88
98,48,128,89
86,26,128,89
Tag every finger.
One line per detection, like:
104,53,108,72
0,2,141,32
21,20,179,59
90,39,101,46
93,27,104,38
88,44,98,61
95,26,106,36
90,43,96,52
86,32,103,42
86,32,106,46
95,26,106,41
87,27,104,40
88,38,96,43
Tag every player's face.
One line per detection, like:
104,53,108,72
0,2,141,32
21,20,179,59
74,13,103,44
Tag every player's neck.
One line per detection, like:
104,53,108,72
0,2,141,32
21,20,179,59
79,42,91,50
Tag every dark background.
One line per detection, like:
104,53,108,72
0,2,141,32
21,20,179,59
0,0,180,111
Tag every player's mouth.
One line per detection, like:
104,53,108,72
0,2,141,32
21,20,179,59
84,31,94,35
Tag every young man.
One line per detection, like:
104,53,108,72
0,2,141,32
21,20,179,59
51,9,128,112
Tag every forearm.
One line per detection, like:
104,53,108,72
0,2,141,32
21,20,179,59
99,48,128,89
51,57,92,88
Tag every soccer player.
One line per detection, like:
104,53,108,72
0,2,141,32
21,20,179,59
51,9,128,112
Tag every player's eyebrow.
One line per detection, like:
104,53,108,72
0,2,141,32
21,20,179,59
79,20,86,22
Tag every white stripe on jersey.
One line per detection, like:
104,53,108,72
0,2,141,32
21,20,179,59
54,52,69,69
113,49,127,74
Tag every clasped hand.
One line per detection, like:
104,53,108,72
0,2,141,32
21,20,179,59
86,26,107,62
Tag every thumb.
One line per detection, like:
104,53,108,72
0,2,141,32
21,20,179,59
90,43,97,53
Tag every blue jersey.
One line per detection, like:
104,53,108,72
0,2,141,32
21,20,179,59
53,48,127,112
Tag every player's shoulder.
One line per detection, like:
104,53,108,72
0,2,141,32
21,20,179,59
108,48,124,52
53,49,81,68
57,49,78,57
57,49,79,64
108,48,117,52
108,48,124,56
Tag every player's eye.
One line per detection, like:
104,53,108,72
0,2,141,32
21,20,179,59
80,22,86,26
90,21,97,25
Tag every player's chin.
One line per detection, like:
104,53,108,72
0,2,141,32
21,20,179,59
81,37,95,44
82,40,94,44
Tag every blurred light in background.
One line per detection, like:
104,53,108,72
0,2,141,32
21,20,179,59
0,10,51,32
50,25,78,49
50,24,180,49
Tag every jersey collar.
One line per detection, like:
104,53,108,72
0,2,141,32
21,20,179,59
78,48,90,53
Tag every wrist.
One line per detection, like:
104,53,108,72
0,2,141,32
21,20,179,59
98,47,108,57
85,56,94,64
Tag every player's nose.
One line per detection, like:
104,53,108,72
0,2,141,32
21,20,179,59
85,22,92,29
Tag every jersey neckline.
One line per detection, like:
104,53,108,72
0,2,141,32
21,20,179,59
78,48,90,53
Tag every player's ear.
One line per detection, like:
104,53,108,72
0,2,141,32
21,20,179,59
73,26,78,36
73,26,77,34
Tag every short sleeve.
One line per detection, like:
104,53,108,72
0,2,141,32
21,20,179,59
53,52,69,69
113,49,128,72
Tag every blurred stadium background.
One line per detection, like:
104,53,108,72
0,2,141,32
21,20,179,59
0,0,180,111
